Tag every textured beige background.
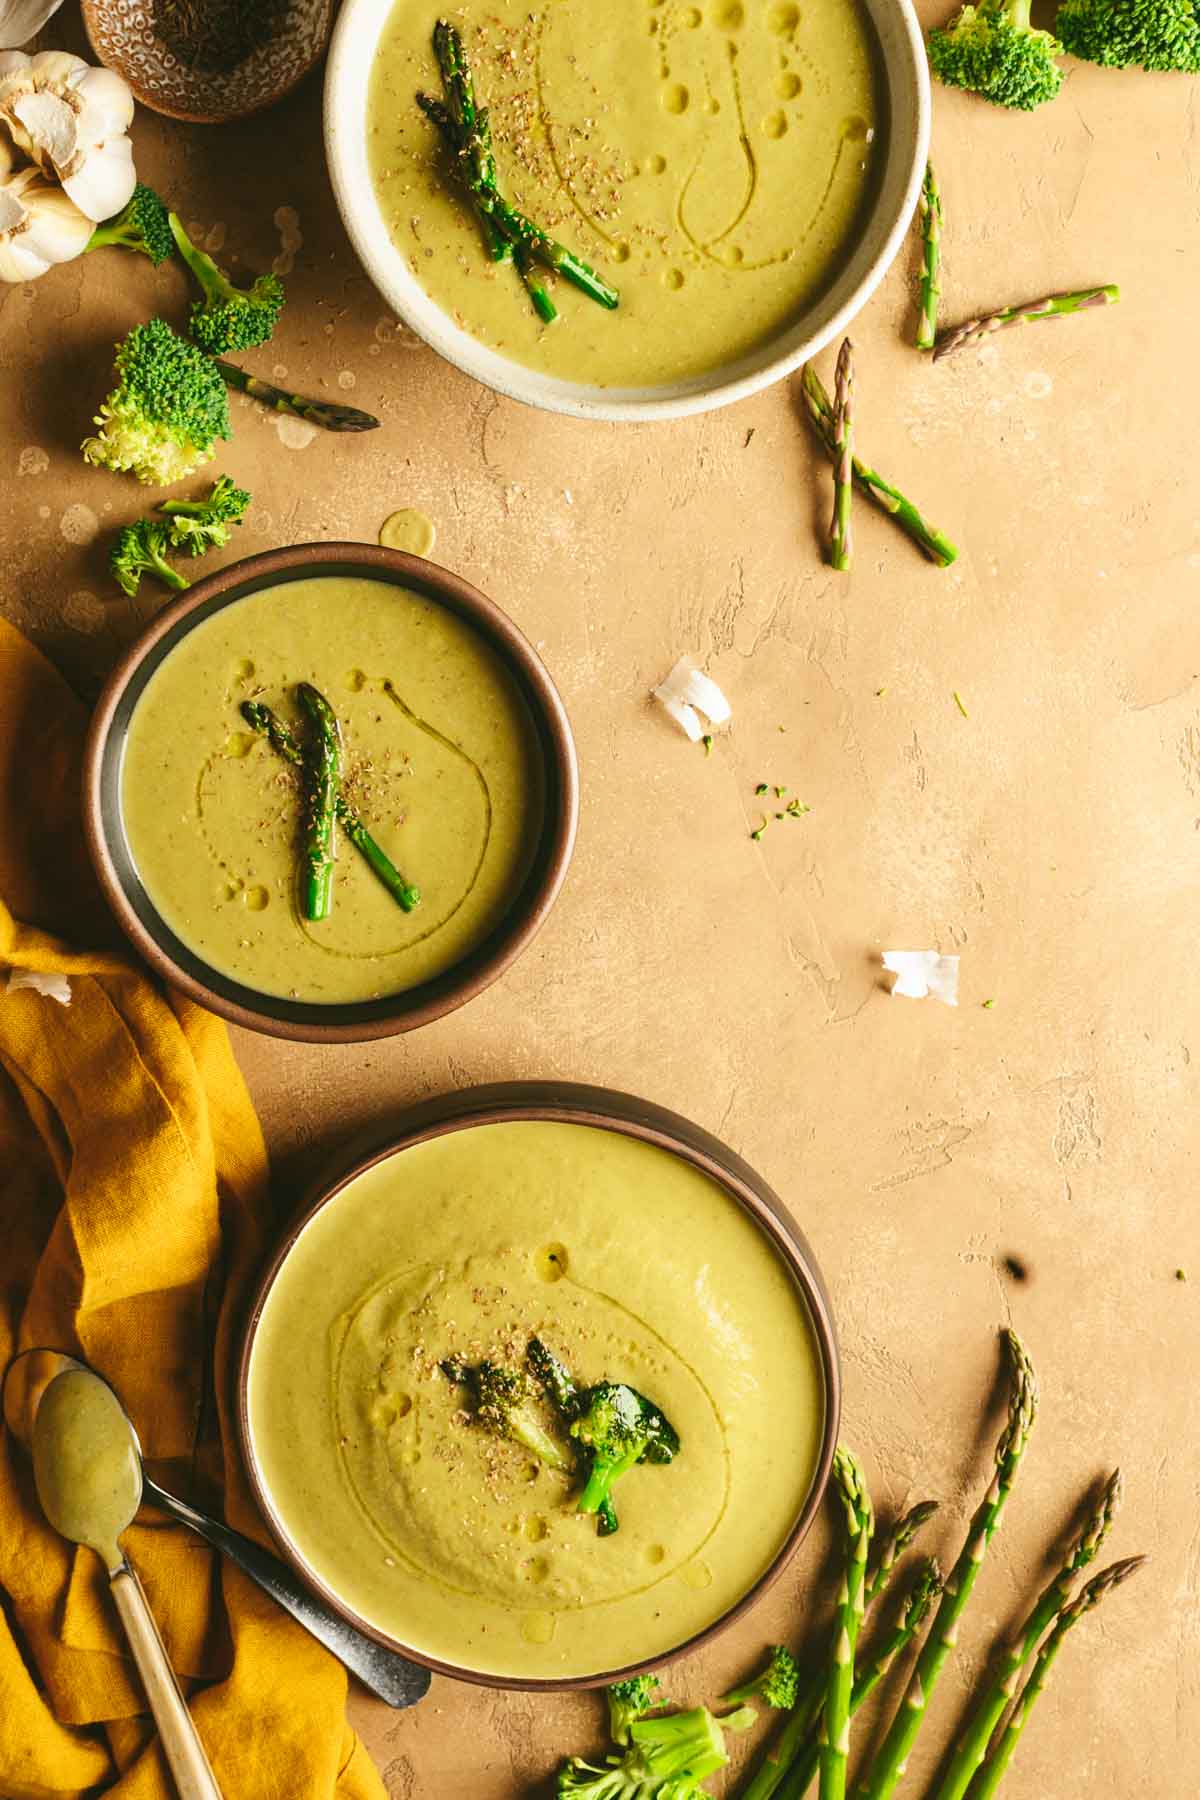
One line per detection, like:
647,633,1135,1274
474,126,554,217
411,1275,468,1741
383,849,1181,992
1,7,1196,1794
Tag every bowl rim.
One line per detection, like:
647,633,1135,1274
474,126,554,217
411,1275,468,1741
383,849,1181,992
235,1080,842,1691
323,0,931,422
82,543,579,1043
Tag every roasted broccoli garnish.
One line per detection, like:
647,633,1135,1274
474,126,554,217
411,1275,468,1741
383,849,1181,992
606,1675,666,1747
570,1381,680,1536
718,1644,802,1712
109,517,190,599
929,0,1065,108
158,474,251,554
557,1706,732,1798
1057,0,1200,69
85,183,175,266
83,318,231,485
168,211,285,355
441,1356,572,1473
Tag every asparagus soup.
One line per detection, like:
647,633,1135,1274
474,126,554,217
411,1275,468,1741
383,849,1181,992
245,1119,827,1679
119,575,545,1004
366,0,881,387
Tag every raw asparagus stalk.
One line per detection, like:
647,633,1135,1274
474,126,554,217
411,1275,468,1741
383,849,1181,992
743,1503,939,1800
818,1448,874,1800
933,285,1119,362
967,1557,1147,1800
933,1468,1123,1800
240,702,421,913
296,684,342,922
830,339,854,573
916,163,942,352
800,365,958,568
421,20,618,311
779,1560,943,1800
854,1332,1039,1800
214,360,380,432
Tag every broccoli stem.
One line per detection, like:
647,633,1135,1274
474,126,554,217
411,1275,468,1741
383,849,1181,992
800,364,959,568
213,360,381,433
296,684,342,923
916,163,942,352
240,703,421,913
829,339,854,575
933,285,1119,361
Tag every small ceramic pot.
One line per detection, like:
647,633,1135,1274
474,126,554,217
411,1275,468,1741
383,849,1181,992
323,0,930,421
83,544,578,1042
237,1081,841,1689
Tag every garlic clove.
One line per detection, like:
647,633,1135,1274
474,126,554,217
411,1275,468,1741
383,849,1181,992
11,88,78,173
25,49,89,83
22,171,91,263
0,2,66,52
60,130,134,221
0,160,92,282
73,65,135,132
0,49,32,79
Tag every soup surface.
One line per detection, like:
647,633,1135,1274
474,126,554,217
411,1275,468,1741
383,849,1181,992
367,0,880,386
246,1119,826,1678
120,576,545,1004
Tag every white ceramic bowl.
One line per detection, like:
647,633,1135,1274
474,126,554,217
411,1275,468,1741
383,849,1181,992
325,0,930,422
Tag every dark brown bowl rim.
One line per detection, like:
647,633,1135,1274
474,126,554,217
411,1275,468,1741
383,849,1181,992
235,1081,841,1692
82,543,579,1043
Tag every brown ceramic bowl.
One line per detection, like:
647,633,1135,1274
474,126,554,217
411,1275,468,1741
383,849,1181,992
83,544,578,1042
236,1081,841,1691
82,0,334,124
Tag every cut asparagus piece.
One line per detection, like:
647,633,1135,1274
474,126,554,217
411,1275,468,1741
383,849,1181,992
800,365,958,568
854,1332,1039,1800
933,285,1119,362
416,89,513,262
215,360,381,432
297,685,341,922
818,1448,874,1800
743,1502,939,1800
779,1560,943,1800
420,19,618,313
240,702,421,913
934,1468,1123,1800
916,163,942,352
967,1558,1147,1800
830,339,854,573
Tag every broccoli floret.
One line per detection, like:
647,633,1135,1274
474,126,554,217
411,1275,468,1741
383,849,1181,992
441,1357,572,1473
158,474,252,554
929,0,1065,108
85,183,175,266
1057,0,1200,70
570,1381,680,1536
606,1675,666,1747
109,517,190,599
83,319,231,486
718,1644,802,1712
558,1706,730,1798
168,211,285,355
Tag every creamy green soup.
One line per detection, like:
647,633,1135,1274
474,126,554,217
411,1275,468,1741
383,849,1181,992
367,0,880,387
120,576,545,1004
246,1120,826,1679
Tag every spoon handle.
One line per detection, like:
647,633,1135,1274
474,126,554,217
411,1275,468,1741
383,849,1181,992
109,1565,223,1799
142,1476,430,1709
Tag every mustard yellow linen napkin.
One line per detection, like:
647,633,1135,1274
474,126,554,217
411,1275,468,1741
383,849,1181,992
0,618,387,1800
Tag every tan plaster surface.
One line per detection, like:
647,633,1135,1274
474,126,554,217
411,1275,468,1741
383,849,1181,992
2,10,1197,1794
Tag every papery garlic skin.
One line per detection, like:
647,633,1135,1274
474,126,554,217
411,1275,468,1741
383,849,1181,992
0,156,92,281
0,49,135,228
0,0,66,51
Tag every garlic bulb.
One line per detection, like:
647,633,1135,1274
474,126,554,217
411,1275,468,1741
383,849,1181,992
0,127,91,280
0,49,135,224
0,0,65,51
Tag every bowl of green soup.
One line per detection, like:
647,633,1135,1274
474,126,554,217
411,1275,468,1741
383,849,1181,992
325,0,928,420
84,544,578,1041
238,1082,840,1686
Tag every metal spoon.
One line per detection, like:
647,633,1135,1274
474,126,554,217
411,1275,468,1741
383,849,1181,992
3,1350,430,1711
